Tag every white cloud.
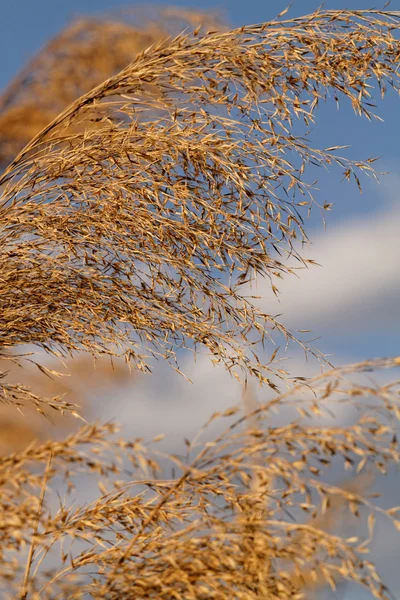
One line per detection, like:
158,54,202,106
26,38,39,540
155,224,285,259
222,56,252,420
245,206,400,332
98,350,366,454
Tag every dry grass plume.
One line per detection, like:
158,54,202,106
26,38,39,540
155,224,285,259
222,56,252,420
0,6,399,599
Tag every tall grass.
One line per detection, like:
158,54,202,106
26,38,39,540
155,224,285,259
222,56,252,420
0,6,399,598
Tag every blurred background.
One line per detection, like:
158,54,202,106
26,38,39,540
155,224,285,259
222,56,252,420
0,2,399,598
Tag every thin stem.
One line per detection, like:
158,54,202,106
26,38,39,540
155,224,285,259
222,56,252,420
20,453,52,600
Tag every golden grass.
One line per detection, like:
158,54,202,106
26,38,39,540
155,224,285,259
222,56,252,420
0,358,398,598
0,7,223,167
2,8,400,406
0,6,399,598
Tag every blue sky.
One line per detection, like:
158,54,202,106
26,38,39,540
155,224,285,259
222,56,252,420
1,2,400,598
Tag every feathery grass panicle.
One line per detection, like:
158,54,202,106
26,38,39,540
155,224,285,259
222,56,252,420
1,9,400,411
0,358,397,598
